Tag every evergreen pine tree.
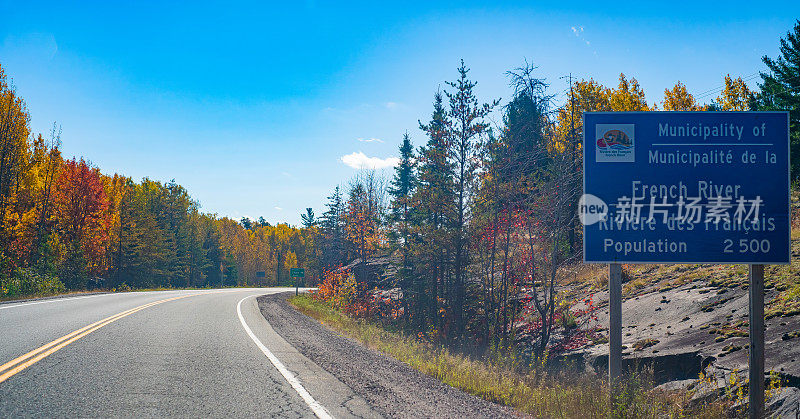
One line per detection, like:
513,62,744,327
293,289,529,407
301,208,316,228
388,132,416,250
320,186,346,268
444,60,499,343
758,20,800,181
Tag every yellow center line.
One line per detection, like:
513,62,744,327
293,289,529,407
0,292,205,384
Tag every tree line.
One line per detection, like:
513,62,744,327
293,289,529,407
0,63,316,298
310,21,800,357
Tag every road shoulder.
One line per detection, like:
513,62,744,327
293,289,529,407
241,294,379,418
256,293,517,419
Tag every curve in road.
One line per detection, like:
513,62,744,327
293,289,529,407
0,288,370,417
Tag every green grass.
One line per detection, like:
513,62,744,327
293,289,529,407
289,294,727,418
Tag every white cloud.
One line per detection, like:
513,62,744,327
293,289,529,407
274,206,283,211
385,102,399,109
571,26,594,50
340,151,400,170
357,137,384,143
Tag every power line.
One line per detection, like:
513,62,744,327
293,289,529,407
693,73,760,100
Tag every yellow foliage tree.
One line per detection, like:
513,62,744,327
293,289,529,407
662,81,701,111
552,73,650,151
716,74,753,111
283,250,297,272
0,62,33,266
552,78,610,151
608,73,651,111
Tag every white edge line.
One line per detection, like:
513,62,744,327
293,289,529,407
236,295,333,419
0,293,117,311
0,288,260,311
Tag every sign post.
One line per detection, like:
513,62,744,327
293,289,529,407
749,264,765,418
582,112,790,415
290,268,305,296
609,263,622,382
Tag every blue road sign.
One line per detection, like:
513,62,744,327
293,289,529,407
582,112,790,264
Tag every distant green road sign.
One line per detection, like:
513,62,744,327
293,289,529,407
289,268,305,278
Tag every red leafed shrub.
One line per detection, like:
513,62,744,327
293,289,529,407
517,292,602,355
369,288,404,322
313,266,373,318
315,267,347,301
313,267,408,323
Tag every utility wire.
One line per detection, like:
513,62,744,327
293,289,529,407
693,73,760,101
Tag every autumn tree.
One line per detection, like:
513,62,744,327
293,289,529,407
0,62,31,276
608,73,651,111
474,62,553,346
662,81,701,111
106,174,133,288
31,126,63,269
715,74,754,111
53,158,110,288
283,250,298,278
344,171,385,283
551,78,609,154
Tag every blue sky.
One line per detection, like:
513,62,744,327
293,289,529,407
1,1,798,225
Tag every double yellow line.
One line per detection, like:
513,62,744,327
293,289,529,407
0,293,200,384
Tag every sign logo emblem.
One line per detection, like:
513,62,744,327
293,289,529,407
595,124,634,162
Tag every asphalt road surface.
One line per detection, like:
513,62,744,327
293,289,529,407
0,289,512,418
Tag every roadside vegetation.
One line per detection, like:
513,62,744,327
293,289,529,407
295,20,800,417
305,21,798,362
290,293,728,418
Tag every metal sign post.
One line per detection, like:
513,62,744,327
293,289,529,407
290,268,305,296
609,263,622,383
749,264,765,419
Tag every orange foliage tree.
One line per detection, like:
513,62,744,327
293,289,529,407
54,158,110,287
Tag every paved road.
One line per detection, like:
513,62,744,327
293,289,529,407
0,288,374,418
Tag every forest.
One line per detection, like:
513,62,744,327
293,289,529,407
308,21,800,359
0,66,318,297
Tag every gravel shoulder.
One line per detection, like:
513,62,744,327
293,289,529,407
257,292,518,419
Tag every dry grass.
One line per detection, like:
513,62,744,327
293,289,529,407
289,294,727,418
